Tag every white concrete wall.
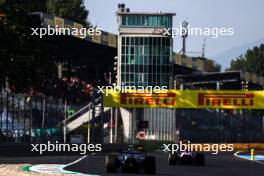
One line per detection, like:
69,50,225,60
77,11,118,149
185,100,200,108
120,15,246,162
120,108,133,142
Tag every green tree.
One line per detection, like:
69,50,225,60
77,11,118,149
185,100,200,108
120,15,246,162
204,59,221,72
0,0,91,95
46,0,89,26
227,44,264,75
0,1,58,93
195,57,221,72
0,0,46,13
0,0,35,91
0,0,89,25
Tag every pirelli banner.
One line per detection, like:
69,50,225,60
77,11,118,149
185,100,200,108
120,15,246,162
103,90,264,109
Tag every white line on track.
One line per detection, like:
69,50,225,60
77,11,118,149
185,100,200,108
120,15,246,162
256,161,264,165
234,151,264,165
63,155,88,167
29,155,100,175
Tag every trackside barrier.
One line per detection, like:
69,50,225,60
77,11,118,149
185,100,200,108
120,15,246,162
233,143,264,151
103,90,264,109
137,141,264,152
0,143,130,157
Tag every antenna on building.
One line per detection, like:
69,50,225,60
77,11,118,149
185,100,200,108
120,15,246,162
202,38,206,58
181,21,188,56
118,3,126,12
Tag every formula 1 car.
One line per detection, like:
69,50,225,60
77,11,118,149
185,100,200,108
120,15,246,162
168,151,205,166
105,145,156,174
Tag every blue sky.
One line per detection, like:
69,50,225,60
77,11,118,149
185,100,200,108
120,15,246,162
85,0,264,69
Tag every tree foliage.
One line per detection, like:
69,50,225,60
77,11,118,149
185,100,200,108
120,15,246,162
0,0,89,25
204,59,221,72
47,0,89,26
195,57,221,72
227,44,264,75
0,0,90,95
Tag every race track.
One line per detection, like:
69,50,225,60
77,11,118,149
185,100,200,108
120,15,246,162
65,152,264,176
1,152,263,176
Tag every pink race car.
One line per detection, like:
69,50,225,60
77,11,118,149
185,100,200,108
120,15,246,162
168,151,205,166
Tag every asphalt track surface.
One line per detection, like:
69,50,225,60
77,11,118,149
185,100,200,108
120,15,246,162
65,152,264,176
0,152,263,176
0,155,81,164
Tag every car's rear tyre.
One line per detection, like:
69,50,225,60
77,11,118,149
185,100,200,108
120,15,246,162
168,154,179,165
106,154,117,173
143,156,156,175
194,153,205,166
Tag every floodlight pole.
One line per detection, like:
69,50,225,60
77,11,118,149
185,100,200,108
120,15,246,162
87,104,91,143
110,107,113,143
114,108,118,143
262,116,264,134
64,100,67,143
216,82,221,142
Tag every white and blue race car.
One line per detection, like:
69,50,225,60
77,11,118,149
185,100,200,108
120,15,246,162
105,145,156,174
